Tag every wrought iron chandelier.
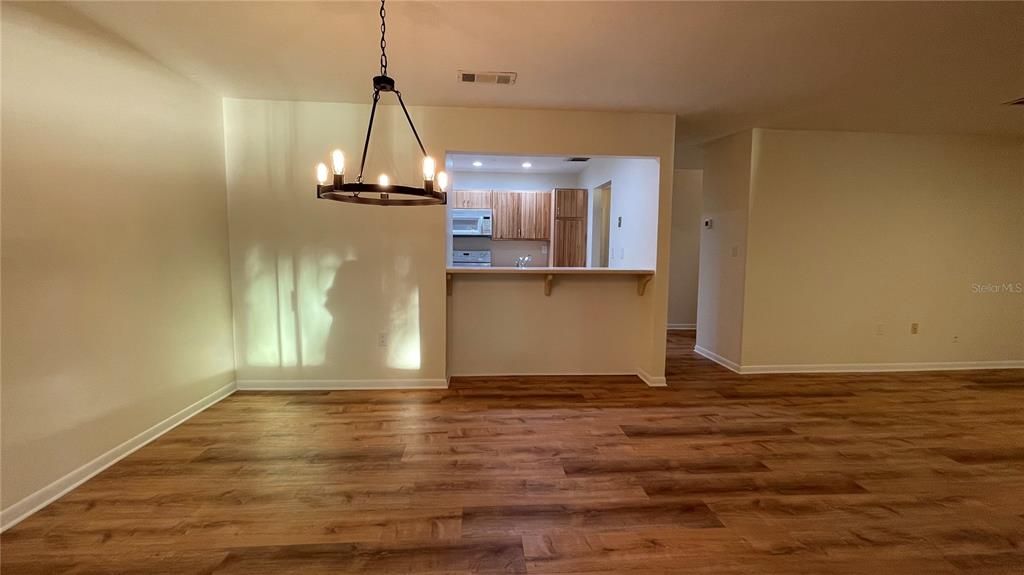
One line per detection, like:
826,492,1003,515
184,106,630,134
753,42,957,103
314,0,447,206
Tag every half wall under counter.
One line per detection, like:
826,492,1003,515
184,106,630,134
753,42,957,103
446,267,655,296
445,267,661,382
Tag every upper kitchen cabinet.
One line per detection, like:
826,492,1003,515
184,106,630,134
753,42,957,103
520,191,551,240
451,190,492,209
492,191,519,240
492,191,551,240
553,188,587,219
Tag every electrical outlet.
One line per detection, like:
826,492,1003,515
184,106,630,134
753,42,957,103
541,244,548,255
952,335,960,344
377,332,388,347
911,323,919,335
875,324,885,336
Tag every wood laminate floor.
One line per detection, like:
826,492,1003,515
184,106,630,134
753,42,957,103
3,331,1024,574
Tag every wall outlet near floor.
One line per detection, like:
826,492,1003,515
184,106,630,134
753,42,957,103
377,332,389,347
911,322,919,335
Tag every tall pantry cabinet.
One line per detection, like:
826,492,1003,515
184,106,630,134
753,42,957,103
551,188,588,267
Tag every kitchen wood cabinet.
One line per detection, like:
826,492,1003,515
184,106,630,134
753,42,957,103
553,218,587,266
552,188,588,267
553,188,587,219
491,191,551,241
520,191,551,240
491,191,520,240
451,190,491,208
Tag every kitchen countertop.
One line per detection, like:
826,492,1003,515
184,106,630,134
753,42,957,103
446,267,654,275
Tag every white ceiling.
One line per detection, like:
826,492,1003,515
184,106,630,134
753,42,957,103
69,1,1024,144
447,154,590,174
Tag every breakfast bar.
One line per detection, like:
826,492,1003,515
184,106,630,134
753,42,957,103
446,267,655,296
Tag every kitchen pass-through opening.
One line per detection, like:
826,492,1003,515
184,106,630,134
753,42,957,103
444,152,659,270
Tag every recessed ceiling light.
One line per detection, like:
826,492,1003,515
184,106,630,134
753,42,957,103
522,162,532,169
472,161,483,167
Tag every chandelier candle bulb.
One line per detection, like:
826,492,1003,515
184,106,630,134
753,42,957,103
331,150,345,187
378,174,390,187
422,156,436,181
437,171,449,192
316,163,329,186
331,149,345,175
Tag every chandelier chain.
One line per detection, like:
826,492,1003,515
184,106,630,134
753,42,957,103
379,0,388,76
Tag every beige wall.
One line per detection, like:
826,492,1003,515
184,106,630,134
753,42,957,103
448,275,646,376
668,169,703,328
695,131,752,365
223,99,675,384
742,129,1024,368
577,157,661,270
1,3,235,511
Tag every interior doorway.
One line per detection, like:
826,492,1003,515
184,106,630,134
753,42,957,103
590,181,612,267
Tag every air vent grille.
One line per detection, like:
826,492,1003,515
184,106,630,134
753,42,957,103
459,71,517,85
1005,97,1024,106
566,157,591,162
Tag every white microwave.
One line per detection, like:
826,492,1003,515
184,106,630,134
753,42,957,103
451,208,493,236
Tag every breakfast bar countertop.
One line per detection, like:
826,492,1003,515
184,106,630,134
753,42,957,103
445,267,655,295
446,267,654,275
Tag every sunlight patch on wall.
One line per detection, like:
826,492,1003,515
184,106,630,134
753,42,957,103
277,254,298,367
242,245,344,368
298,251,343,366
244,246,282,367
387,255,422,370
388,287,421,370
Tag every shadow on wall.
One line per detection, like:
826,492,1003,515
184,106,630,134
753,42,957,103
238,245,421,373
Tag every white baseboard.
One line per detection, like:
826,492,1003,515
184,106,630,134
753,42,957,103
691,346,1024,374
739,360,1024,374
448,371,665,387
448,371,636,378
667,323,696,331
637,368,667,387
236,379,449,391
693,345,742,373
0,380,236,533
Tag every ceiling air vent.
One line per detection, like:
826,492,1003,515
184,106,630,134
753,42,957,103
459,71,517,85
566,157,591,162
1004,97,1024,106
